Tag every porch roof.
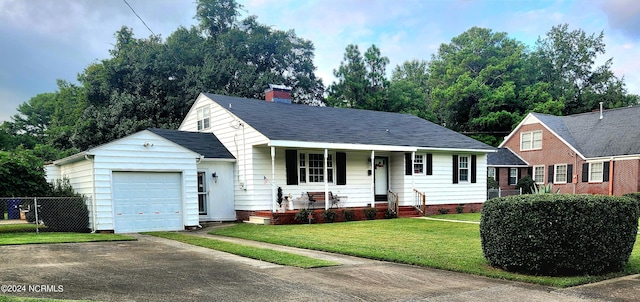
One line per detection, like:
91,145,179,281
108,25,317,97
206,93,494,153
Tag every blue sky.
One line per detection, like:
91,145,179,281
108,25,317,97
1,0,639,122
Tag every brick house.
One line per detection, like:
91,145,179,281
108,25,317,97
499,106,640,195
487,148,529,195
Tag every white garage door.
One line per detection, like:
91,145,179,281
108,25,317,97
112,172,183,233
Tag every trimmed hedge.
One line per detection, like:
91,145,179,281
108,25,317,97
480,194,639,276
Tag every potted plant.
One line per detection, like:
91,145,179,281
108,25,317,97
277,187,284,212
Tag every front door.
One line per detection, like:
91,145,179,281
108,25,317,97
197,172,207,215
374,157,388,201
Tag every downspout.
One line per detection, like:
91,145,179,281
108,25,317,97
324,149,329,211
609,157,614,196
84,154,97,232
271,147,276,213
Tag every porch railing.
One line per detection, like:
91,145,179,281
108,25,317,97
412,188,426,215
387,190,398,214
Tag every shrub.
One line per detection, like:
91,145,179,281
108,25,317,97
322,209,337,223
480,194,639,276
515,175,535,194
342,209,355,222
437,208,449,215
363,208,377,220
455,204,465,214
383,208,397,219
294,208,313,223
622,192,640,208
487,177,499,189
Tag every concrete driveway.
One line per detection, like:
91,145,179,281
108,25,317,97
0,232,638,301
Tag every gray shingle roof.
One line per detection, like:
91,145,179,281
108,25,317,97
204,93,494,151
148,128,235,159
488,148,528,166
532,106,640,158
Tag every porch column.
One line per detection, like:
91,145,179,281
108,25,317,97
324,148,329,210
411,151,416,190
370,150,375,208
271,146,276,213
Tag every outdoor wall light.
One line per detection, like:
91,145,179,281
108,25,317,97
212,172,218,183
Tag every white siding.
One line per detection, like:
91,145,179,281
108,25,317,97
89,131,199,231
180,94,269,211
196,161,236,221
403,152,487,205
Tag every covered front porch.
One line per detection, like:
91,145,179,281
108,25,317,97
262,141,421,214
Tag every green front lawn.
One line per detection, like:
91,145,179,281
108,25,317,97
427,213,481,222
146,232,339,268
0,230,135,246
209,218,640,287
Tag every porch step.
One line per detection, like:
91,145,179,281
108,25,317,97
244,215,271,225
397,206,422,218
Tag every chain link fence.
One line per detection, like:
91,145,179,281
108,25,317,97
0,197,91,233
487,188,523,199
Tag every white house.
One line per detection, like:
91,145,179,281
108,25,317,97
179,88,494,221
46,129,235,233
47,87,494,232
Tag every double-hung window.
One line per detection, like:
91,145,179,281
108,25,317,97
589,162,604,182
554,164,568,184
533,165,545,184
414,154,424,174
509,168,518,185
520,130,542,150
197,106,210,130
487,168,495,180
458,156,469,182
299,153,333,183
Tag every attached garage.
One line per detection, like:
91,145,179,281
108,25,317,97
45,129,236,233
112,172,183,233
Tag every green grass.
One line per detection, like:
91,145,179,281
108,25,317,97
145,231,339,268
0,232,135,245
427,212,481,222
209,217,640,287
0,223,40,233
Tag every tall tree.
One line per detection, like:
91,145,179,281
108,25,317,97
387,60,436,121
531,24,632,114
328,44,368,108
328,44,390,111
428,27,526,135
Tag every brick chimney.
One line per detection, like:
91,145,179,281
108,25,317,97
265,84,292,104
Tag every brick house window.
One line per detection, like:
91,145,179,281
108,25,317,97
487,167,495,179
554,164,568,184
520,130,542,151
589,162,604,182
509,168,518,185
533,165,545,184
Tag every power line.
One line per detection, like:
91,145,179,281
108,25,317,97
123,0,157,37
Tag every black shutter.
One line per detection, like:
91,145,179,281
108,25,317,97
548,165,554,184
527,167,533,177
285,150,298,185
452,155,459,184
567,164,573,183
405,153,412,176
426,153,433,175
603,162,610,182
495,167,500,182
336,152,347,185
517,168,522,180
582,163,589,182
471,155,477,183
